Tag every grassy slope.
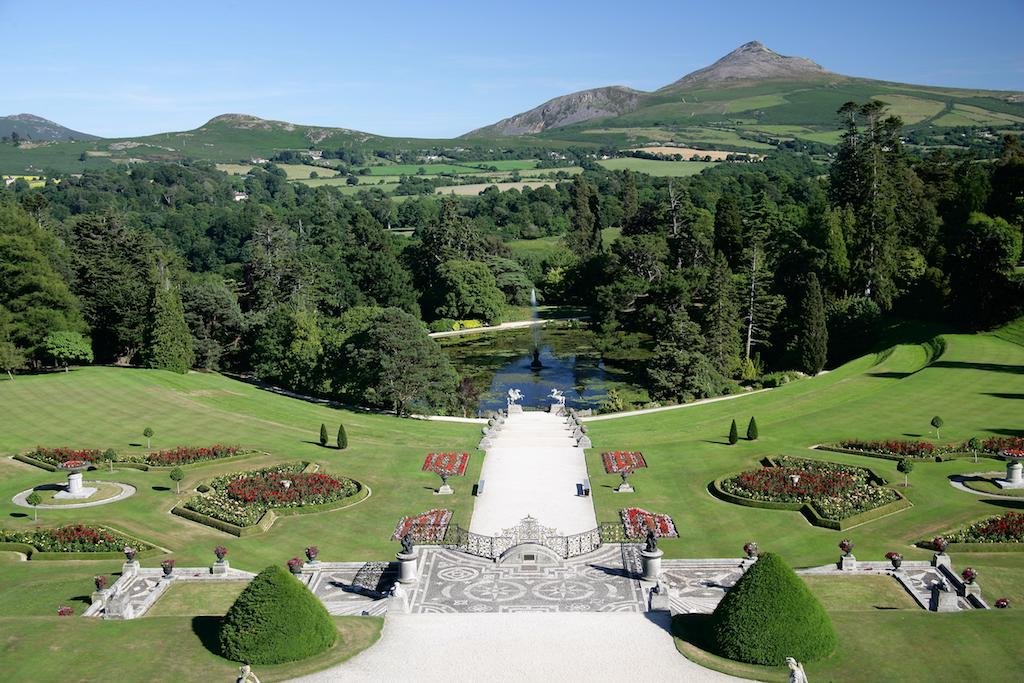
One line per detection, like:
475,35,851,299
586,330,1024,566
0,367,480,567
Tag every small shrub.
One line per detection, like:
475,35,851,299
169,467,185,494
709,551,836,664
728,419,738,445
319,424,328,448
143,427,154,449
746,416,758,441
337,423,348,450
219,564,336,664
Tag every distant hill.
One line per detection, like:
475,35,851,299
465,41,1024,153
0,114,100,141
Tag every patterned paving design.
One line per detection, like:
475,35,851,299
405,546,646,613
305,562,395,616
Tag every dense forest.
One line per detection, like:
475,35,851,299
2,102,1022,414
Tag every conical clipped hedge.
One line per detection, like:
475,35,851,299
709,552,836,665
219,564,336,664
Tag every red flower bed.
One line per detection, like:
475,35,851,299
982,436,1024,454
733,467,856,499
225,472,346,506
59,460,91,469
602,451,647,474
1002,448,1024,460
948,511,1024,543
422,452,469,477
143,445,240,466
392,508,452,542
620,507,678,539
835,440,941,457
28,447,102,466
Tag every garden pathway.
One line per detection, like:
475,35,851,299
469,410,596,536
289,611,743,682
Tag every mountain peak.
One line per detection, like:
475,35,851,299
0,113,100,141
663,41,829,89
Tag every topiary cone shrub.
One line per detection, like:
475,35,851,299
219,564,336,665
709,551,836,665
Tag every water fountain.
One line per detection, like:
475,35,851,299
529,288,544,371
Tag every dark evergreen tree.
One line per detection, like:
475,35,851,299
336,423,348,449
565,175,601,259
647,307,724,402
747,416,758,441
145,274,194,374
728,419,739,445
319,423,328,447
713,194,745,268
701,252,742,377
798,273,828,375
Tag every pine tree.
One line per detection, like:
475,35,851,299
146,275,194,374
647,307,724,402
319,423,328,447
798,273,828,375
729,419,739,445
337,423,348,450
702,252,742,377
747,416,759,441
565,175,601,259
713,194,745,268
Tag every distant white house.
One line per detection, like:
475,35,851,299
2,176,14,186
250,157,269,164
301,149,323,160
231,191,248,202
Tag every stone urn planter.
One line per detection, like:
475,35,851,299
304,545,319,565
885,552,903,570
838,539,856,570
287,557,303,574
743,541,758,560
160,559,175,578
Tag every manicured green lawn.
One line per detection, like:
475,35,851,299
674,575,1024,683
1,324,1022,681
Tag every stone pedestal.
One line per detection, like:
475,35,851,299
507,404,523,414
649,581,670,611
931,583,960,612
122,560,140,576
435,484,453,495
576,436,592,449
839,554,857,571
962,582,982,599
614,482,634,493
211,559,230,575
396,551,418,584
90,589,108,607
932,552,951,570
997,461,1024,489
640,548,663,582
54,471,97,500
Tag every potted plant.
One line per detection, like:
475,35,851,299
838,539,854,556
933,536,949,553
160,559,175,577
214,545,228,562
287,557,303,574
94,575,107,591
743,541,758,560
962,567,977,584
57,605,74,616
304,545,319,563
995,598,1009,609
123,546,137,562
885,551,903,569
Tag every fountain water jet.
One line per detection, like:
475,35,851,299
529,288,543,371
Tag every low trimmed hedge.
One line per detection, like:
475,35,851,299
11,450,258,472
171,505,276,537
710,474,911,531
12,454,62,471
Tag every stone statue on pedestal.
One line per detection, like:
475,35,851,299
785,657,808,683
549,388,566,406
507,388,523,407
644,528,658,553
401,532,414,555
237,663,261,683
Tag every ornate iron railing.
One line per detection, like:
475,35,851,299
439,516,606,560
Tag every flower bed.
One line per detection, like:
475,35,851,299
830,440,949,458
422,452,469,476
620,507,678,539
23,447,103,467
602,451,647,474
184,463,359,527
122,444,242,466
0,524,152,553
392,509,452,542
946,511,1024,544
719,456,899,521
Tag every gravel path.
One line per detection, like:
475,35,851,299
948,474,1024,500
470,411,596,536
290,612,742,682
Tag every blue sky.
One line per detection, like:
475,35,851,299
2,0,1022,138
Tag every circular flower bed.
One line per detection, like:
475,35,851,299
0,524,151,553
184,464,358,527
719,456,898,521
945,511,1024,544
